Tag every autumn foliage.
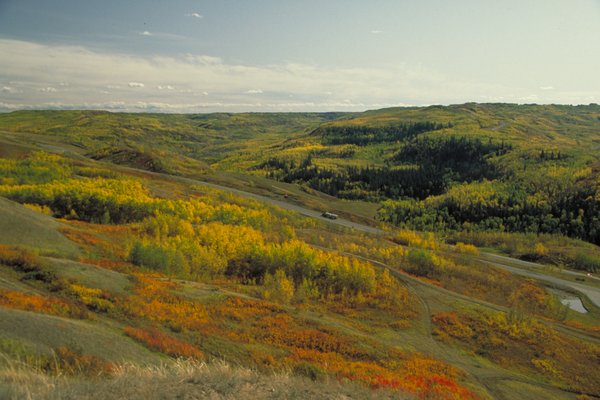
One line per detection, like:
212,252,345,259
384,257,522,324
0,153,477,397
0,244,43,272
203,296,474,399
122,275,208,331
124,326,203,359
49,346,114,376
432,310,600,396
0,289,85,318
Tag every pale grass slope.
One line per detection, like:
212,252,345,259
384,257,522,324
0,360,406,400
0,197,79,258
0,308,160,364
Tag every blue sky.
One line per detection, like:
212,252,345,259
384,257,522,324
1,0,599,112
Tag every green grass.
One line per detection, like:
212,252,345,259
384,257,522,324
43,258,131,296
0,197,80,258
0,307,161,364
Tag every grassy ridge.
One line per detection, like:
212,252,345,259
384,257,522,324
0,197,80,258
0,110,345,171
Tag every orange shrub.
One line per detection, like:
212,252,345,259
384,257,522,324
432,312,474,341
210,296,283,322
124,326,203,359
0,245,42,271
508,281,549,314
80,258,134,273
288,348,476,400
49,346,114,376
0,289,86,318
122,275,208,331
60,223,130,259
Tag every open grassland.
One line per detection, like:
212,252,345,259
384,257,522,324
0,197,80,258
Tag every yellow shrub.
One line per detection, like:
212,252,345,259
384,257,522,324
454,242,479,255
68,284,113,312
534,242,547,256
23,203,53,215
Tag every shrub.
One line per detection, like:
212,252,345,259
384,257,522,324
49,346,114,376
508,282,549,315
431,312,474,341
406,249,437,277
262,269,295,304
0,245,44,272
124,326,203,359
574,251,600,272
67,284,114,312
293,362,326,381
454,242,479,255
0,289,86,319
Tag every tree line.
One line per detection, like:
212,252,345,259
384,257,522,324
261,136,506,201
317,121,452,146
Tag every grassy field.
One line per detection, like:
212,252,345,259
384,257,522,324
0,197,80,258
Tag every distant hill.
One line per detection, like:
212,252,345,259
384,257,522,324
1,104,600,244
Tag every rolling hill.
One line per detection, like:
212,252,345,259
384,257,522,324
0,104,599,399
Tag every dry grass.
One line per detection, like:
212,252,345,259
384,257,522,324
0,359,408,400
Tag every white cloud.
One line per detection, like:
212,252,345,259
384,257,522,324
40,87,57,92
540,86,554,90
185,13,203,18
184,54,222,65
0,38,597,112
1,86,18,93
140,31,153,36
519,94,539,102
371,30,384,34
0,100,415,113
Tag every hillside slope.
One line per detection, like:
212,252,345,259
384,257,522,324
0,147,598,399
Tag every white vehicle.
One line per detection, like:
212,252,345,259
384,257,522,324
321,211,338,220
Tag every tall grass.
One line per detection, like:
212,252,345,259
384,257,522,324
0,359,405,400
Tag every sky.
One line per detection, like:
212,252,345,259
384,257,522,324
0,0,599,112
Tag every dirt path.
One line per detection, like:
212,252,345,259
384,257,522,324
478,254,600,307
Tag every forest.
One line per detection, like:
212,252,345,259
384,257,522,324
247,104,600,247
262,136,510,201
317,121,452,145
